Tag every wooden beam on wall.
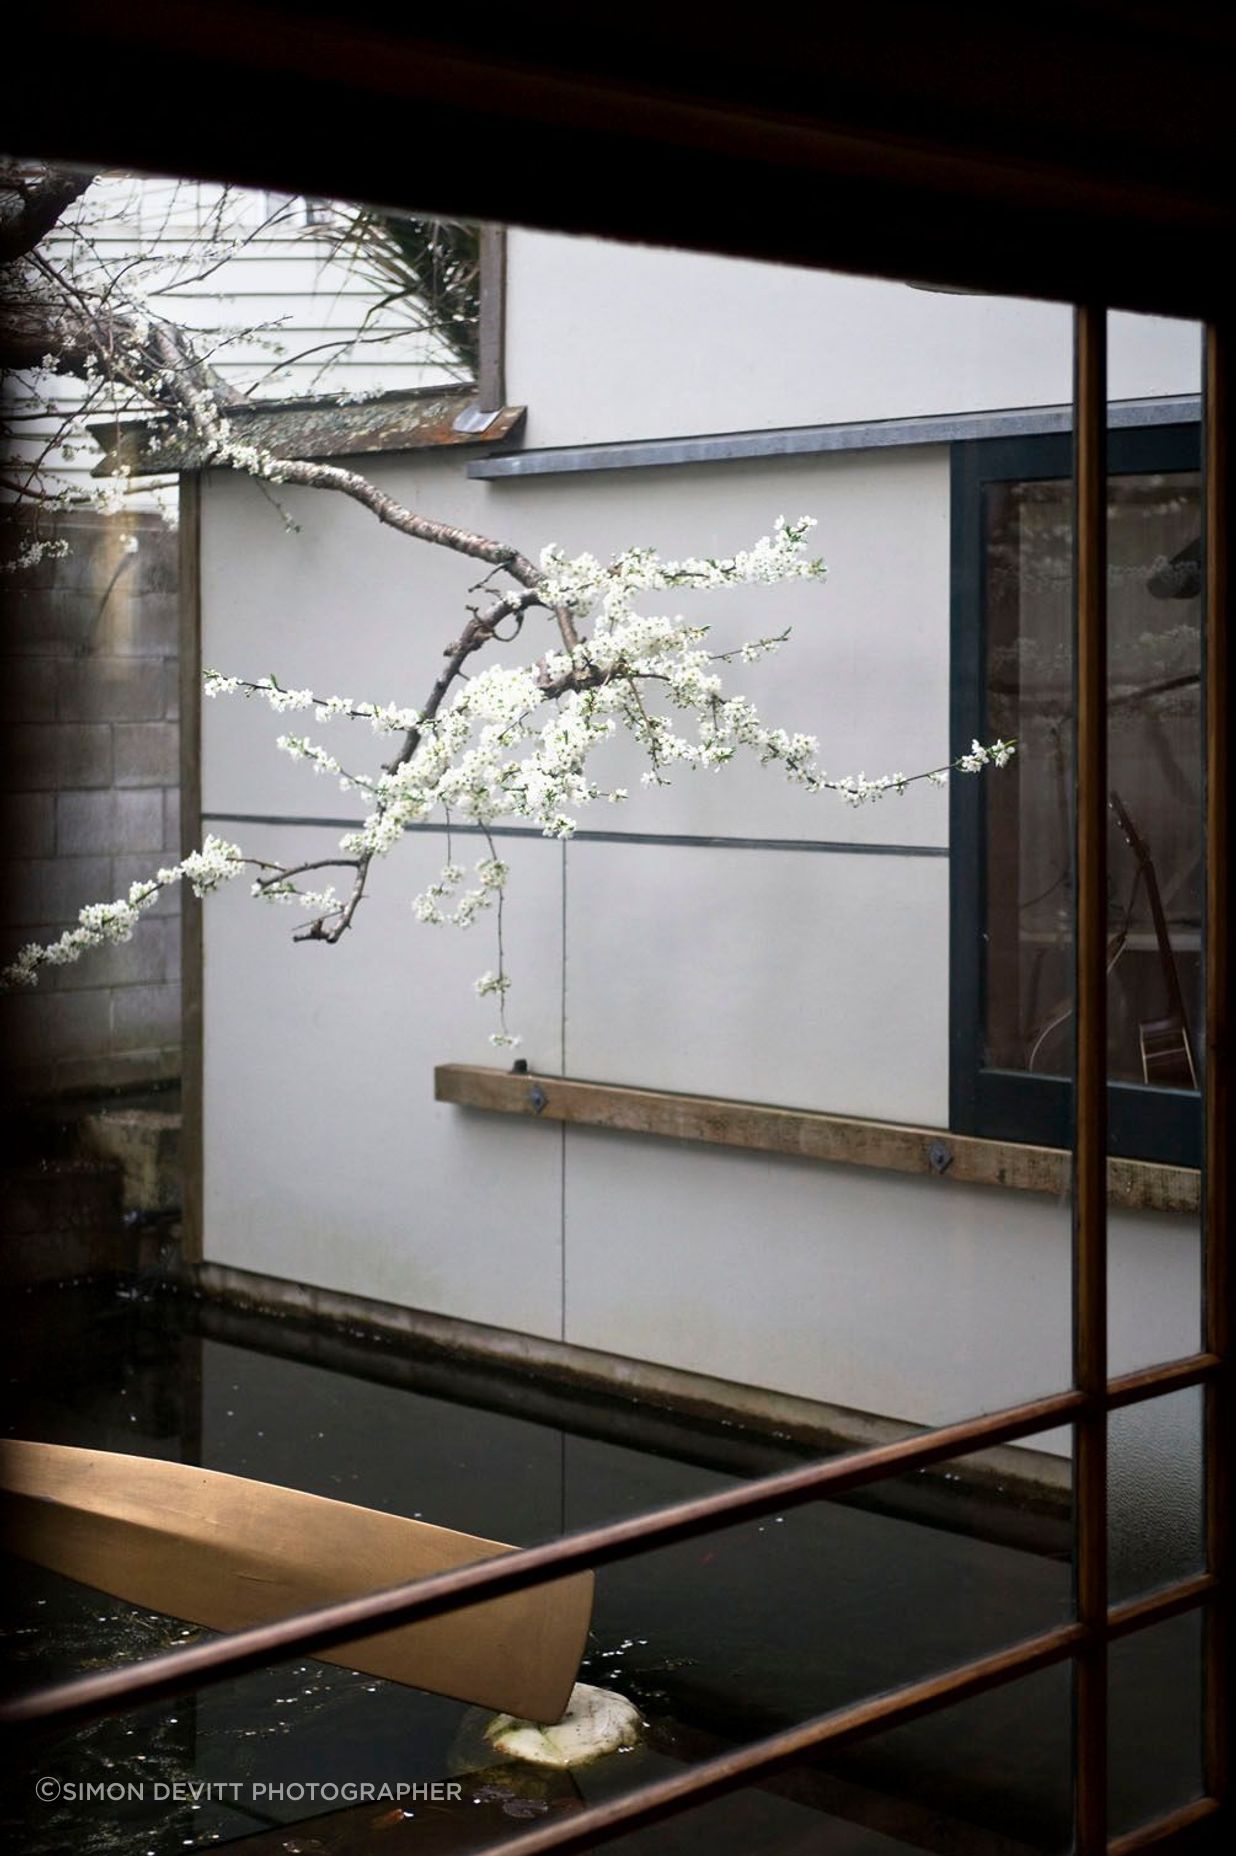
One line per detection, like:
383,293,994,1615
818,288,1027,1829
434,1064,1199,1217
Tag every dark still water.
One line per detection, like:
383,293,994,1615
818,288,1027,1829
1,1285,1204,1856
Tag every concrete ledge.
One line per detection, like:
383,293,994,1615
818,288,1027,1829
188,1259,1071,1520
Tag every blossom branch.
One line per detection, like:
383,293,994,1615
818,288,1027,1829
3,171,1020,1043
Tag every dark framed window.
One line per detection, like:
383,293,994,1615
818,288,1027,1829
950,423,1202,1167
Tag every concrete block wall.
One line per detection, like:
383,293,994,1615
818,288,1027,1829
1,510,182,1098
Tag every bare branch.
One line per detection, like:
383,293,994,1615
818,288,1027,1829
261,456,541,585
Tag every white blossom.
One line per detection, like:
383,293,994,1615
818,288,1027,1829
2,836,245,989
1,536,71,574
5,514,1016,1048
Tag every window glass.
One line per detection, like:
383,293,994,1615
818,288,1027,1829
983,468,1201,1092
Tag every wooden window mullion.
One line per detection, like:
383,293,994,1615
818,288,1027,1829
1073,302,1110,1856
1204,319,1234,1819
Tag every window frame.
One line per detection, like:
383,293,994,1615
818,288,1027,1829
949,420,1203,1169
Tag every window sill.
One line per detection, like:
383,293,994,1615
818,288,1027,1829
435,1064,1199,1217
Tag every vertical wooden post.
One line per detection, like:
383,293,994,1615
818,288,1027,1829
178,470,203,1268
1204,320,1233,1819
477,224,507,412
1073,303,1109,1855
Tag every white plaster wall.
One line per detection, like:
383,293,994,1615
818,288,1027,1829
202,446,954,847
199,257,1201,1454
563,1130,1198,1439
506,231,1200,449
203,823,565,1335
564,1132,1074,1430
565,841,948,1126
483,448,953,850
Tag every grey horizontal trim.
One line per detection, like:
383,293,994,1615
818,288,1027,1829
203,811,528,834
203,812,948,857
534,827,947,857
468,395,1201,480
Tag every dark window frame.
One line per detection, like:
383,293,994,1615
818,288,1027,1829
949,421,1203,1169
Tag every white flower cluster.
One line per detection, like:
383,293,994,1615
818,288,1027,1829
203,670,419,735
538,516,823,624
958,737,1016,774
1,836,245,990
825,773,910,805
7,518,1019,1051
253,881,342,914
317,523,827,872
828,739,1016,803
175,385,282,479
275,734,351,784
1,537,71,575
412,858,508,929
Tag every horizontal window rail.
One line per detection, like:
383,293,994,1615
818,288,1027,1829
410,1621,1092,1856
1107,1352,1221,1409
1107,1797,1222,1855
1108,1572,1219,1643
434,1064,1200,1216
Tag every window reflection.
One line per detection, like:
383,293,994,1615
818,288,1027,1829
984,468,1201,1092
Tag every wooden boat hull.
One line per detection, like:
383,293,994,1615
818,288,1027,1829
1,1440,593,1724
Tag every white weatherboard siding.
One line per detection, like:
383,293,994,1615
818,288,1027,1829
199,243,1201,1473
9,177,461,509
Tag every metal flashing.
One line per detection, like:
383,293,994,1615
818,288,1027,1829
468,396,1201,480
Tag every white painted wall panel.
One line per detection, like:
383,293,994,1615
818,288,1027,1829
562,1128,1074,1429
1109,1207,1201,1378
506,230,1197,448
564,840,949,1127
484,448,954,850
562,1129,1198,1443
203,823,565,1336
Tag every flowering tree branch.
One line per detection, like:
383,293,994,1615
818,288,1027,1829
1,167,1015,1045
3,514,1014,1042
